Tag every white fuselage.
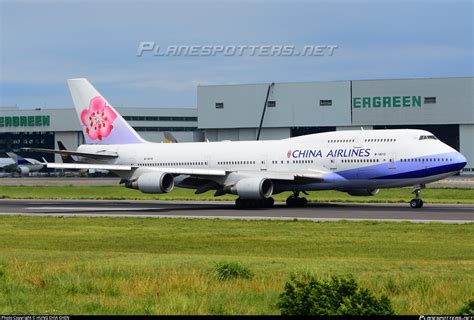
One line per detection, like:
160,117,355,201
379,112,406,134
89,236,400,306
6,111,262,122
76,129,466,193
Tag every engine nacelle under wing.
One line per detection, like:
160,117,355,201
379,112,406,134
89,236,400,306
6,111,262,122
17,166,30,175
126,172,174,194
230,178,273,199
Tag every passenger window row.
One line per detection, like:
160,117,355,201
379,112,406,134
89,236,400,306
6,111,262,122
137,157,453,167
292,159,314,164
328,139,355,143
364,138,396,142
218,161,255,165
139,162,207,167
327,138,397,143
401,158,452,162
342,159,380,163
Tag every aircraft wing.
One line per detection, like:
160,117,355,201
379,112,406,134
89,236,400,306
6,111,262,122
46,156,328,184
46,163,132,171
46,162,227,176
230,169,327,182
21,147,118,159
154,167,226,176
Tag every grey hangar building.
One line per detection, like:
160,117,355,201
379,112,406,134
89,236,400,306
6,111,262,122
1,76,472,175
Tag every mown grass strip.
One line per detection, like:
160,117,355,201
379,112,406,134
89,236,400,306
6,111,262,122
0,216,472,314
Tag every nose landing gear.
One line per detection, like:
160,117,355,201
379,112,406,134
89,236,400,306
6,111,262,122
410,185,425,208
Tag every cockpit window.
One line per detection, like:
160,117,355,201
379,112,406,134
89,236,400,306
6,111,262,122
419,135,438,140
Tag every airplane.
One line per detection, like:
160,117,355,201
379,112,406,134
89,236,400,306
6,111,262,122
24,78,467,209
0,152,44,175
0,156,16,172
164,132,179,143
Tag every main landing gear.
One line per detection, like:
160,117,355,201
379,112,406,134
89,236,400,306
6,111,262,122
235,197,274,209
286,191,308,207
410,185,425,209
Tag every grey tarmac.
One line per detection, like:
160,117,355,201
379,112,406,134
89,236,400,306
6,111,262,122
0,199,473,224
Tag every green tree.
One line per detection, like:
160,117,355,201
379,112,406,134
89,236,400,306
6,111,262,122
277,274,394,315
458,299,474,315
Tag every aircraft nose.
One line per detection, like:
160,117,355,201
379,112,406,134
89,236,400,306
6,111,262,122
455,152,467,170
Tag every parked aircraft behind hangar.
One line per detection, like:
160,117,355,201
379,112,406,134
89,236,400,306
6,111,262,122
0,153,43,175
24,79,467,208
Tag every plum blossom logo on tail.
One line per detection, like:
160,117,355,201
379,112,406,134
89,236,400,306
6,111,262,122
80,96,117,140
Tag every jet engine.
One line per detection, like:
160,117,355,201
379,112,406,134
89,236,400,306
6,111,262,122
17,166,30,175
126,172,174,194
346,188,380,196
230,178,273,199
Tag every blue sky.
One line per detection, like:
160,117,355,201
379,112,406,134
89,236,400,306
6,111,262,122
0,0,472,108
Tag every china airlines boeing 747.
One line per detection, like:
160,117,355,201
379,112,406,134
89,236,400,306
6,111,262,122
24,79,467,209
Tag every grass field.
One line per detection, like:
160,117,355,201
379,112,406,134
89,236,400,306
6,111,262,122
0,216,472,315
1,185,473,203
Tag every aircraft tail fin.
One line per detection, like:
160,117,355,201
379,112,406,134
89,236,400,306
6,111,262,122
6,152,29,165
67,78,146,145
6,152,19,163
57,141,76,163
164,132,179,143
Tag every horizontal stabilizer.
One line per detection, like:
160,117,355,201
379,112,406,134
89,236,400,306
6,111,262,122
21,147,118,159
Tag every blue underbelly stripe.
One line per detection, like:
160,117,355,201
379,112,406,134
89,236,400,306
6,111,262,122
372,162,465,180
335,152,465,180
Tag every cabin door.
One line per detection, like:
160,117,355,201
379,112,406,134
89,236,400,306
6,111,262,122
388,153,397,169
260,155,268,171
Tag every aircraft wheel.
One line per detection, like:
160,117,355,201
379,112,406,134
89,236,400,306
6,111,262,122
235,198,274,209
264,197,274,208
235,198,244,209
286,197,295,207
286,196,307,207
410,199,423,209
299,197,308,206
417,199,424,208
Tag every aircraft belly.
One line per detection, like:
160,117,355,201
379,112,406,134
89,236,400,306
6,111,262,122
273,170,458,192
